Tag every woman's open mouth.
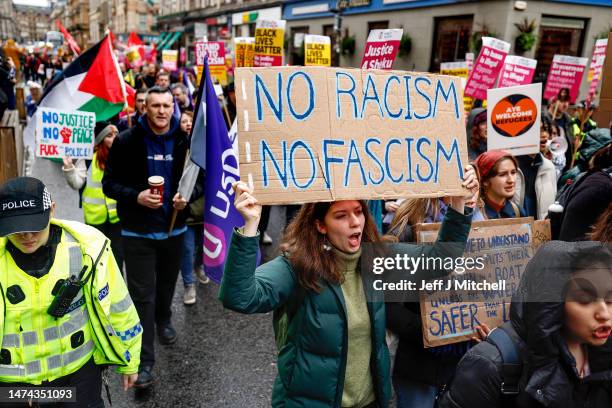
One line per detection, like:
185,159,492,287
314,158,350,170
594,325,612,340
348,232,361,247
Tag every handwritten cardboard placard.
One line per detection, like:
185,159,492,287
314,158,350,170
464,37,511,100
498,55,537,88
236,66,469,204
254,19,285,67
305,35,331,66
532,219,551,250
36,107,95,159
235,37,255,68
487,83,542,156
543,55,588,104
415,218,535,347
162,49,178,71
361,29,403,70
587,38,608,102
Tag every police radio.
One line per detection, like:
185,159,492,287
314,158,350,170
47,272,86,318
47,254,94,318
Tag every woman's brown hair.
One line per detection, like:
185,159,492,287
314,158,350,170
588,203,612,243
279,200,380,292
387,198,440,242
94,140,110,171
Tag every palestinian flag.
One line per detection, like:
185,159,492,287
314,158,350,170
38,34,127,121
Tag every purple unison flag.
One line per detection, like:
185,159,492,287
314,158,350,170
190,59,243,284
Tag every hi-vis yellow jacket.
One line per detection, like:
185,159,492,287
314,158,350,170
0,219,141,384
82,153,119,225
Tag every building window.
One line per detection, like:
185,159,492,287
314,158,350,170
139,15,147,32
290,26,309,65
323,24,337,66
534,16,588,84
367,21,389,32
429,15,473,72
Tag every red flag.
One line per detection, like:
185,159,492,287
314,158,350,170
125,84,135,109
55,20,81,55
128,32,145,57
127,31,143,47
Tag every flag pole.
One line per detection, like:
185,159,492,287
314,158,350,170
168,150,190,234
221,97,231,127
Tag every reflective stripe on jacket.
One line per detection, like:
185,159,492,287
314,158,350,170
82,153,119,225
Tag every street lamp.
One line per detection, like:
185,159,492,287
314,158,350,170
329,0,348,67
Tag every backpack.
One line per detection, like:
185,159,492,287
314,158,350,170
272,257,306,351
435,325,522,408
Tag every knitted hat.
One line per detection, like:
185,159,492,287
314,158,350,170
474,150,513,179
94,122,114,146
472,109,487,127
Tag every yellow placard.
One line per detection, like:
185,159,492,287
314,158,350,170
305,35,331,66
254,20,286,67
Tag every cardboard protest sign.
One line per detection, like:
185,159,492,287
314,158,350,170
195,41,227,85
36,107,95,159
543,55,588,104
440,61,472,112
254,20,285,67
305,35,332,66
498,55,537,88
361,29,403,70
487,83,541,156
464,37,511,100
416,218,536,347
235,37,255,68
587,38,608,102
599,33,612,117
235,67,469,205
162,49,178,71
533,219,551,250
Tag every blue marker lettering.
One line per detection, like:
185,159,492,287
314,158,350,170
255,73,283,123
322,139,345,188
416,137,434,182
336,72,358,119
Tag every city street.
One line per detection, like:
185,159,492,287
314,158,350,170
34,157,283,407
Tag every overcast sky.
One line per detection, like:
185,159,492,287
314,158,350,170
13,0,50,7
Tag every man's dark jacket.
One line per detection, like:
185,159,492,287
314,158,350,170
102,118,189,234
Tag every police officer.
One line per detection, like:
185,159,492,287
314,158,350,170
0,177,142,407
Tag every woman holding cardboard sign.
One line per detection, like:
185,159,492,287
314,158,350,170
219,165,477,408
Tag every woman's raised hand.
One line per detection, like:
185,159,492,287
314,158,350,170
233,181,262,236
461,165,479,194
449,165,479,214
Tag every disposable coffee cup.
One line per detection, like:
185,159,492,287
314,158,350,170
148,176,165,197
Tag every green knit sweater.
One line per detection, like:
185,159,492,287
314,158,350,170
333,247,375,408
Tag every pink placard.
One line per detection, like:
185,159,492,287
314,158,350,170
361,29,403,70
543,55,588,104
464,37,511,100
587,38,608,102
498,56,537,88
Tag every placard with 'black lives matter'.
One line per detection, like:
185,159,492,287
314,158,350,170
487,83,541,156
